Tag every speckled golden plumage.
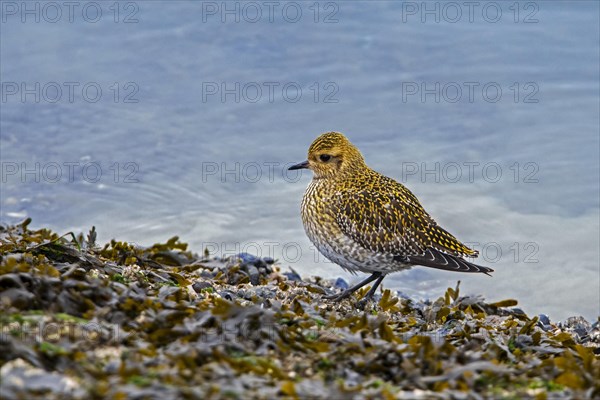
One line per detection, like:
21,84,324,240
290,132,493,302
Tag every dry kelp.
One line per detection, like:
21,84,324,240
1,219,599,399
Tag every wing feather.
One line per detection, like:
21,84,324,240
332,173,481,263
404,248,493,275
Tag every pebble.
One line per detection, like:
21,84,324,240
538,314,550,325
247,265,260,285
235,253,258,264
334,277,349,290
192,281,214,293
283,268,302,282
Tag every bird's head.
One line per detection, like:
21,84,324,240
289,132,366,179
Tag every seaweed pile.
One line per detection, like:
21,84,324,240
1,220,599,399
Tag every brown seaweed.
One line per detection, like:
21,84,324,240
1,221,598,399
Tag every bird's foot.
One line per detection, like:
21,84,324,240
323,289,375,309
323,272,385,304
322,290,354,301
356,293,375,309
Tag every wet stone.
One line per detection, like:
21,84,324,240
538,313,551,325
192,281,214,293
235,253,258,264
246,265,260,286
0,288,35,309
219,290,236,301
334,277,349,290
0,273,24,289
282,267,302,282
199,270,215,279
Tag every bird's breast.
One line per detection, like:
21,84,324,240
299,179,409,274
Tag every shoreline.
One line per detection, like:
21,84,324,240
1,219,599,399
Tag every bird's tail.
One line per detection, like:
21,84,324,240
407,248,493,276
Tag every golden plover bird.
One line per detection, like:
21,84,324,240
289,132,493,303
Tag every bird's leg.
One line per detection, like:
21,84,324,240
361,274,385,300
323,272,382,301
355,274,385,308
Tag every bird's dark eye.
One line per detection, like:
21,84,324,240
319,154,331,162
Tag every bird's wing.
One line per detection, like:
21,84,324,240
332,176,479,260
405,248,493,275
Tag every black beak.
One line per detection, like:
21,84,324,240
288,160,309,170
